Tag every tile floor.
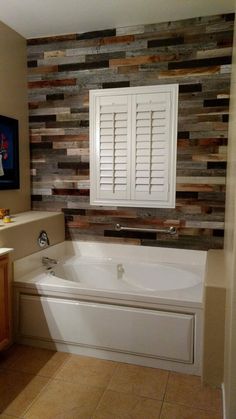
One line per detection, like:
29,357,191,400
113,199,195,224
0,345,223,418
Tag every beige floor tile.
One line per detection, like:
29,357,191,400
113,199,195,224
108,363,169,400
160,402,223,419
165,372,222,413
6,346,69,377
23,378,104,419
92,389,162,419
54,354,117,389
0,369,49,416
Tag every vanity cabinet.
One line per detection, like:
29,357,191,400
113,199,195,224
0,255,11,350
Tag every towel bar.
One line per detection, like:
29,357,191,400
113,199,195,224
115,224,177,235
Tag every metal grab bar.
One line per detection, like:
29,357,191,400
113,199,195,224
115,224,177,235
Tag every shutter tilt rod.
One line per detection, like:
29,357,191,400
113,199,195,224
115,224,177,235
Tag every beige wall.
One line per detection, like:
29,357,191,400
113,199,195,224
0,212,65,260
0,21,30,213
223,14,236,419
202,250,226,387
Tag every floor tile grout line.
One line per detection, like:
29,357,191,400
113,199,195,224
156,369,170,418
90,387,167,418
48,374,168,404
19,354,121,418
1,346,223,417
1,350,72,379
1,366,56,380
51,354,121,384
106,361,120,389
91,363,170,416
162,370,170,402
97,362,171,402
158,401,224,419
90,384,109,418
41,351,73,378
158,400,164,419
89,361,121,417
17,375,56,418
162,399,223,414
17,352,78,416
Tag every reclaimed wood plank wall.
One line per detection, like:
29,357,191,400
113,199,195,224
28,13,234,250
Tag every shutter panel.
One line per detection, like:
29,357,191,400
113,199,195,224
131,92,169,202
91,94,131,203
131,90,177,206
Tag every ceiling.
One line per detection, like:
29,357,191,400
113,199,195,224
0,0,235,39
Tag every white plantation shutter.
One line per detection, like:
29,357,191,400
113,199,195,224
131,92,171,202
91,94,131,202
90,85,178,208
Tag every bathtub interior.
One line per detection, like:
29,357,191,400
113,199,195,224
49,258,202,292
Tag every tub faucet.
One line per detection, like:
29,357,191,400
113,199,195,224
42,256,58,269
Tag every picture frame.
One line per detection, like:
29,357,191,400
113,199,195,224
0,115,19,190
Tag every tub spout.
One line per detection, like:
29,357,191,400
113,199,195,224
42,256,58,269
117,263,125,279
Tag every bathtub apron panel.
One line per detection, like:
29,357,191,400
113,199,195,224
19,294,194,363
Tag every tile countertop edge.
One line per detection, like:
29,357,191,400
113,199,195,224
0,248,14,256
0,211,63,230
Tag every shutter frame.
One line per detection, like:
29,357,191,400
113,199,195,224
90,84,178,208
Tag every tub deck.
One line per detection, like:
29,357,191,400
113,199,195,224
14,260,204,309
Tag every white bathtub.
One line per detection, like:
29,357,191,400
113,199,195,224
14,241,206,374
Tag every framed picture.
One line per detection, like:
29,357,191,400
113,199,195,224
0,115,19,190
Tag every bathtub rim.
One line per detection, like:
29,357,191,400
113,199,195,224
14,272,203,309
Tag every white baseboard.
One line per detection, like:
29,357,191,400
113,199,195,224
222,382,226,419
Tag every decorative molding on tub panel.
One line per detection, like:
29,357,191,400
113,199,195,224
28,13,234,250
